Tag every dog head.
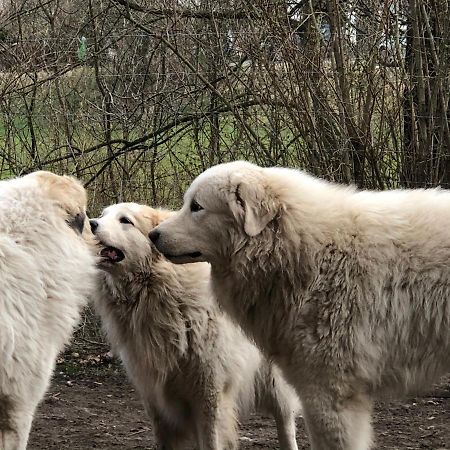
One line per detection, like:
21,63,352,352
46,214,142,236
149,161,280,265
25,170,88,235
90,203,171,272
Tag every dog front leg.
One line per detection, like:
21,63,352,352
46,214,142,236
0,403,33,450
301,386,373,450
194,390,221,450
152,412,178,450
273,407,299,450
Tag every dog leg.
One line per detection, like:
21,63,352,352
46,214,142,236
152,413,179,450
273,408,299,450
145,397,192,450
262,381,299,450
0,409,33,450
271,377,299,450
216,391,239,450
0,430,18,450
301,388,373,450
195,411,220,450
194,389,221,450
256,364,299,450
200,386,241,450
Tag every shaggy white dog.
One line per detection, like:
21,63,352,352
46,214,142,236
91,203,300,450
0,171,97,450
150,161,450,450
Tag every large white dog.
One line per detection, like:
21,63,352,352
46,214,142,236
91,202,300,450
150,161,450,450
0,171,97,450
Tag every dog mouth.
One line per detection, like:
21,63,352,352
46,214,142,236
99,245,125,263
163,251,202,263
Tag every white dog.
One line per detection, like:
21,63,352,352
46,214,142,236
150,161,450,450
90,202,300,450
0,171,97,450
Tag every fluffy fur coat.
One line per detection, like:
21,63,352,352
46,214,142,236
92,203,300,450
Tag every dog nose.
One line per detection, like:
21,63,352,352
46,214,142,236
89,219,99,233
149,229,160,244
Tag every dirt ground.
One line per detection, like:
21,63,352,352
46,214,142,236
27,356,450,450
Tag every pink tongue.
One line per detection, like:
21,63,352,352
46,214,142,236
101,248,118,261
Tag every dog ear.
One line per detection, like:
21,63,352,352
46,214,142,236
142,207,174,231
229,174,278,237
30,171,86,206
29,171,87,217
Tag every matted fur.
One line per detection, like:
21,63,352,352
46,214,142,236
92,203,300,450
0,171,97,450
152,161,450,450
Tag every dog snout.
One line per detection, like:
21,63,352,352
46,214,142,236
89,219,99,234
149,229,160,244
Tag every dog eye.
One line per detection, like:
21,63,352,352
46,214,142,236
120,217,134,226
190,200,204,213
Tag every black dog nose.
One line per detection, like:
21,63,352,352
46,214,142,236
89,219,99,233
149,229,160,244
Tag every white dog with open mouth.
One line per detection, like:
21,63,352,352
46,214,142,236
90,202,300,450
150,161,450,450
0,171,96,450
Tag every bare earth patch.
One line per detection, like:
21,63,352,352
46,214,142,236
29,365,449,450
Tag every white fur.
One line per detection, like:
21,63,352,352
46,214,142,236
92,203,300,450
0,171,97,450
152,161,450,450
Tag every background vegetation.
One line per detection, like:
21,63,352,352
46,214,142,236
1,0,449,211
